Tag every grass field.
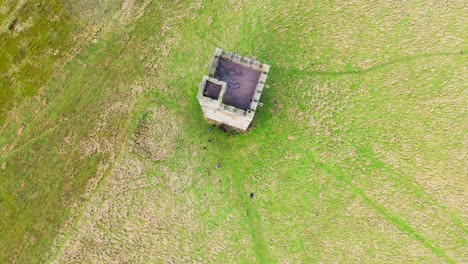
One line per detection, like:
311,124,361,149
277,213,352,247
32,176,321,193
0,0,466,263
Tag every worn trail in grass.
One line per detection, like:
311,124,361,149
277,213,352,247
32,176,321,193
52,0,468,262
313,155,456,263
0,0,466,263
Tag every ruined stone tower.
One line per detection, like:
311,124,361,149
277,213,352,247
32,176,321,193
197,48,270,131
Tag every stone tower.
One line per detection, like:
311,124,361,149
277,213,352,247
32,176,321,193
197,48,270,131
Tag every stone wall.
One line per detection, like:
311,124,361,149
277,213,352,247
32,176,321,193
197,48,269,131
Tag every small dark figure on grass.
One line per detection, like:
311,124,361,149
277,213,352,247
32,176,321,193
219,124,228,133
250,193,254,199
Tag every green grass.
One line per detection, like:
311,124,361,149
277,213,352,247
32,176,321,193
0,0,466,263
0,0,77,126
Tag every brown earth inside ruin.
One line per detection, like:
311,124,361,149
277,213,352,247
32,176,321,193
214,57,261,111
203,80,222,100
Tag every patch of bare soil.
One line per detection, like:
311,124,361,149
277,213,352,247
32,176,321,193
17,125,24,135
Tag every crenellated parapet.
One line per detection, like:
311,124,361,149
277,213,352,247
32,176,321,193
197,48,270,131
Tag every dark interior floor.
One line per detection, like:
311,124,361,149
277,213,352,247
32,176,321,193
214,57,261,110
203,80,222,100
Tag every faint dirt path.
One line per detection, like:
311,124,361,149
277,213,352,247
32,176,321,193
45,2,155,263
287,52,462,76
304,150,456,263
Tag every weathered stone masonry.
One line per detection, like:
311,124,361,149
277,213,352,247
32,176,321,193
197,48,270,131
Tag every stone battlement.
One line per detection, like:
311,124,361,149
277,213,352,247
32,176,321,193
197,48,270,131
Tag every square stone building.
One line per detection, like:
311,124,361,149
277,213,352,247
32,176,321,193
197,48,270,131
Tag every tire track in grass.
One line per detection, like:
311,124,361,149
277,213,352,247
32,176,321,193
342,140,467,236
305,151,456,264
282,51,461,76
229,167,272,263
219,142,273,263
360,151,468,235
46,2,160,262
47,111,136,263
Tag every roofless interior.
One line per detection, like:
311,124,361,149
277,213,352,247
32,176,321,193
203,80,222,100
214,57,261,111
